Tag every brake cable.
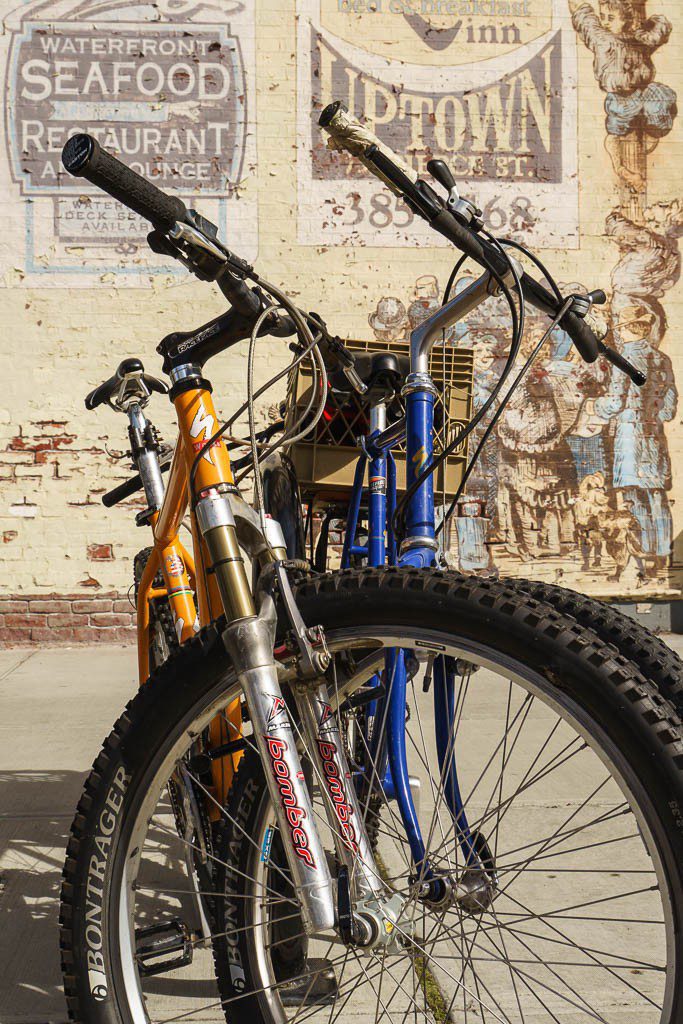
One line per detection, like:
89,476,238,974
392,232,523,541
438,296,573,537
437,237,567,536
187,279,325,506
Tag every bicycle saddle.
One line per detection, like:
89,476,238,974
85,358,168,411
331,351,409,397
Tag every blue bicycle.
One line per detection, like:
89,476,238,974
59,104,683,1024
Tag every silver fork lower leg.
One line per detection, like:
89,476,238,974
222,600,337,935
294,682,383,898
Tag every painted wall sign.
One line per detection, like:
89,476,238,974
1,0,256,285
297,0,578,248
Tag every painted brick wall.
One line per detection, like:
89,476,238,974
0,0,681,646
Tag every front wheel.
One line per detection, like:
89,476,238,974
60,569,683,1024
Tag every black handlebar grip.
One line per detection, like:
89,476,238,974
599,343,647,386
519,273,600,363
101,474,145,508
62,134,188,231
431,209,486,263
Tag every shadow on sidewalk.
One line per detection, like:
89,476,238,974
0,769,85,1023
0,770,222,1021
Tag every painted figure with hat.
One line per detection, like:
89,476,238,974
368,296,409,343
590,301,678,574
568,0,677,192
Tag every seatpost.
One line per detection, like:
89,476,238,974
126,403,165,513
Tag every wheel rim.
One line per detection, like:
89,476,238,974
112,626,677,1024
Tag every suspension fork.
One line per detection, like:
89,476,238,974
171,367,337,933
294,682,383,897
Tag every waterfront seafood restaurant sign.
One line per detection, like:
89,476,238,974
0,0,256,286
297,0,578,249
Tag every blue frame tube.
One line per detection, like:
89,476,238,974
404,387,436,547
341,451,367,569
344,384,478,877
433,656,478,863
368,444,387,567
386,452,397,565
385,648,428,872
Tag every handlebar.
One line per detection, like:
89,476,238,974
319,102,601,364
102,459,172,508
62,134,188,232
61,121,641,388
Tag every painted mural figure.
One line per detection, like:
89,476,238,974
367,296,409,344
497,355,578,561
607,202,683,304
591,303,678,573
568,0,677,191
469,335,503,537
574,471,646,579
454,335,503,571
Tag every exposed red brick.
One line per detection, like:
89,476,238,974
71,599,113,614
2,531,18,543
33,421,68,432
78,574,102,589
5,613,47,628
0,592,138,645
70,626,107,643
109,627,136,641
0,599,29,613
87,543,114,562
90,613,134,628
31,627,74,643
47,613,81,629
2,627,31,644
28,599,72,614
79,625,135,643
9,431,76,455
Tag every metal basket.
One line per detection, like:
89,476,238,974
283,338,474,502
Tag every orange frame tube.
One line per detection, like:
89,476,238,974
135,380,244,801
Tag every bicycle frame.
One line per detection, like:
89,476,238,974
340,269,499,877
133,364,384,933
135,381,254,802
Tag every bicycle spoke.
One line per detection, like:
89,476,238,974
119,625,673,1024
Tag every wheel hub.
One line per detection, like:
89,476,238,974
353,893,413,954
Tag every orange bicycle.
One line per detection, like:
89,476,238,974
58,115,683,1024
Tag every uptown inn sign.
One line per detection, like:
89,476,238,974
297,0,579,248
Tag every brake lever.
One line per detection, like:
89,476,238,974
568,291,645,385
343,364,368,395
308,313,368,395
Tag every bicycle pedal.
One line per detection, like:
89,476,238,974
135,918,193,976
279,958,338,1007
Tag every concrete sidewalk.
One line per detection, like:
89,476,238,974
1,636,681,1023
0,646,136,1024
